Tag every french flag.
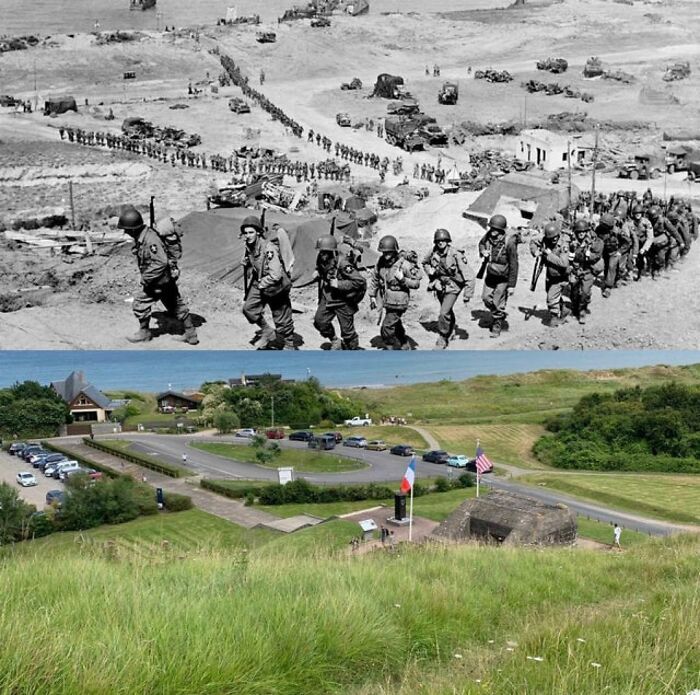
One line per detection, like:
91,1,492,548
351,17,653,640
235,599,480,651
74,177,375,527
400,456,416,493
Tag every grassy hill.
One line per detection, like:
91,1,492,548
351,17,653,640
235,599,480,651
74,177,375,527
0,510,697,695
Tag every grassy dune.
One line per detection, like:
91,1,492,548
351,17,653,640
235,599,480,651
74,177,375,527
0,518,697,695
344,365,700,424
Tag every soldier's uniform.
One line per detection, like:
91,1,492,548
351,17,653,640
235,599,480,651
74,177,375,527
422,243,475,344
530,231,570,322
478,230,518,332
132,226,191,327
568,231,604,321
314,242,366,350
595,215,621,297
369,254,422,350
242,235,295,349
622,214,653,279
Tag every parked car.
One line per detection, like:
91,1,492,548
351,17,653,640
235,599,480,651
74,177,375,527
45,489,65,506
343,436,367,448
35,454,66,471
8,442,28,456
323,432,343,443
366,440,387,451
423,450,449,464
390,444,414,457
55,461,81,479
447,454,469,468
44,463,62,477
21,445,43,461
288,430,314,442
308,435,336,450
266,428,286,440
62,466,103,481
16,472,38,487
344,416,373,427
235,429,257,439
28,451,50,466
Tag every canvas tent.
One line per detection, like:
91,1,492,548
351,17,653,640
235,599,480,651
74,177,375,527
44,96,77,115
464,172,578,228
177,207,378,288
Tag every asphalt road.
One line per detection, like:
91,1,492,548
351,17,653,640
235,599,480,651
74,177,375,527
77,433,692,538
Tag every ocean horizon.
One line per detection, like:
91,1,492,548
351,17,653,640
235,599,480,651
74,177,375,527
0,350,698,392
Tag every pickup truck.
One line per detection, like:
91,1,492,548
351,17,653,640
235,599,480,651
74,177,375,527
344,416,372,427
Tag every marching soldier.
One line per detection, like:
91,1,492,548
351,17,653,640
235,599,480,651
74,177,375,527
421,228,475,349
478,214,518,337
530,222,570,327
240,215,296,350
595,213,620,298
313,235,366,350
647,205,670,279
368,235,422,350
622,204,653,280
568,219,604,324
117,208,199,345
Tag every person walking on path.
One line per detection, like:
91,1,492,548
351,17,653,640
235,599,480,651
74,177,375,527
613,523,622,549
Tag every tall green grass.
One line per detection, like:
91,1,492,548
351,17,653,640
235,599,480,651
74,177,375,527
1,527,698,694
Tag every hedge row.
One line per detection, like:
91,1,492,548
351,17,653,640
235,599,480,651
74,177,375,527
200,479,265,499
162,491,194,511
42,441,121,479
83,438,189,478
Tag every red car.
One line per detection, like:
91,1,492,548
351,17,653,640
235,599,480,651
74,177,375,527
266,428,285,440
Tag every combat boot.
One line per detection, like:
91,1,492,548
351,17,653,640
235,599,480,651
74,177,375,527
489,319,502,338
181,316,199,346
256,322,276,348
434,336,448,350
549,314,567,328
127,319,152,343
329,337,342,351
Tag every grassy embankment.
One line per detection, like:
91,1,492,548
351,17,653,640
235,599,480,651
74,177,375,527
0,509,695,695
190,442,368,473
104,391,196,428
344,364,700,469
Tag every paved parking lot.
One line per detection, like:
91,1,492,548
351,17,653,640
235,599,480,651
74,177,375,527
0,450,63,508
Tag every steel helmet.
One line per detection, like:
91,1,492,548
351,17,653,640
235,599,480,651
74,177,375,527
488,214,507,232
117,208,145,232
572,219,589,233
156,216,176,235
632,204,644,215
433,228,451,243
600,213,616,228
239,215,264,236
315,234,338,251
378,235,399,252
543,222,560,240
648,205,661,218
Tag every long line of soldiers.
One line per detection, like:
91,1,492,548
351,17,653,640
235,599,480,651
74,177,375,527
115,191,696,349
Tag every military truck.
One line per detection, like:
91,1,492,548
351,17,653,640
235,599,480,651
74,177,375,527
310,16,331,27
384,117,426,151
437,81,458,105
665,146,691,174
336,112,351,127
387,99,420,116
583,56,604,78
228,97,250,114
372,73,408,99
536,57,568,74
618,154,663,180
340,77,362,90
663,62,690,82
256,31,277,43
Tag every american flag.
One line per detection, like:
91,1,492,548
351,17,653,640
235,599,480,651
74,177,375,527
475,445,493,474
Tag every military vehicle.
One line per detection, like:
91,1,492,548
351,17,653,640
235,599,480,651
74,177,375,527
310,16,331,27
340,77,362,90
618,154,663,180
336,112,351,127
256,31,277,43
536,57,568,74
687,160,700,182
663,61,691,82
384,116,426,151
387,99,420,116
372,73,407,99
130,0,156,10
437,81,458,105
474,69,513,83
228,97,250,114
583,56,604,78
665,146,691,174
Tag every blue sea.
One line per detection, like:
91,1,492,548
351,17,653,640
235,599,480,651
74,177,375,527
0,351,698,391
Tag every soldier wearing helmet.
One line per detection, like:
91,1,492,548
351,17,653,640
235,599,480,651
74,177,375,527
478,214,519,337
240,215,296,350
568,218,604,324
117,207,198,345
530,222,570,327
421,228,475,349
646,205,670,279
623,204,653,280
313,234,366,350
368,235,422,349
665,207,689,268
594,212,622,298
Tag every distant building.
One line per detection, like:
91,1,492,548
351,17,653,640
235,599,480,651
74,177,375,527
516,129,581,171
156,390,203,412
228,373,295,388
51,371,117,423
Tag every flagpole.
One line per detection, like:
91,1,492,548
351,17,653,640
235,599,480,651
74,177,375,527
476,438,480,498
409,477,414,541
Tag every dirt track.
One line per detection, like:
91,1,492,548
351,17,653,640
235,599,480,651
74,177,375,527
2,0,700,349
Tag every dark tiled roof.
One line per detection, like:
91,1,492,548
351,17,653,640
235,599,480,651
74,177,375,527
51,371,112,410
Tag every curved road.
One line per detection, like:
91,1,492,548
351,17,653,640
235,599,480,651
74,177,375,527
84,432,696,538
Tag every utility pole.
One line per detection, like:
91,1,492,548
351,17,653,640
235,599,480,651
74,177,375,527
567,138,573,220
68,180,76,229
271,396,274,428
590,125,599,213
33,58,38,112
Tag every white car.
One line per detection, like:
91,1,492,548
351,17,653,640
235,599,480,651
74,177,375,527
447,455,469,468
235,429,257,439
17,472,38,487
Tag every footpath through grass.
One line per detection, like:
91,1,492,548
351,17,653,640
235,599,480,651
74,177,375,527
523,472,700,525
191,441,368,473
0,508,697,695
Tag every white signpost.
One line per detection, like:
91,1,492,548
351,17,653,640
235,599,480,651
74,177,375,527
278,467,294,485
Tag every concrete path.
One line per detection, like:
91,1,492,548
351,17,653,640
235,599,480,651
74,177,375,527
52,439,280,529
406,425,441,451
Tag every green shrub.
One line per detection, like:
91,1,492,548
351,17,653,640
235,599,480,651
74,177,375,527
456,473,475,488
163,492,193,512
201,479,265,499
244,493,255,506
27,512,55,538
42,441,120,478
434,477,451,492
